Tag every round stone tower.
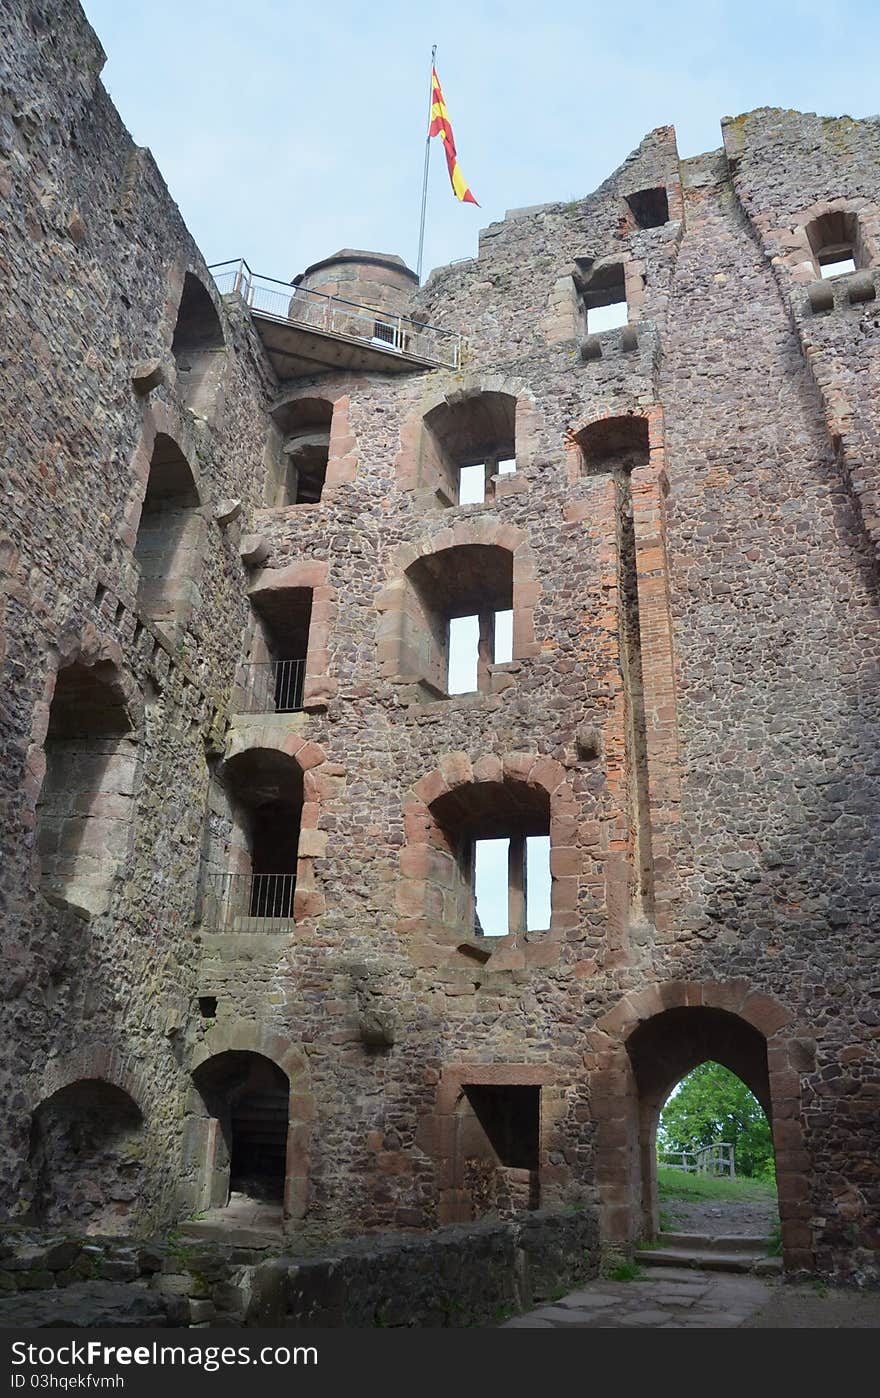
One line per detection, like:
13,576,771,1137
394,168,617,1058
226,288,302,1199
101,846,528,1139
291,249,418,316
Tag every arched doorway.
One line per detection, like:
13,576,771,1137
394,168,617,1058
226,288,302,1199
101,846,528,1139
656,1060,777,1239
190,1052,290,1224
591,984,809,1269
626,1007,772,1238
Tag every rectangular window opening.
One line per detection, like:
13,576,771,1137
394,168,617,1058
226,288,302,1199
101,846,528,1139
497,457,517,475
586,300,628,333
458,463,486,505
625,186,670,229
447,613,480,694
820,252,856,279
474,837,510,937
493,609,513,664
526,835,551,931
463,1084,540,1169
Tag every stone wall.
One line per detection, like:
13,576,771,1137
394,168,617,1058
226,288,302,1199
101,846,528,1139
0,0,279,1232
0,1210,598,1329
1,1,878,1289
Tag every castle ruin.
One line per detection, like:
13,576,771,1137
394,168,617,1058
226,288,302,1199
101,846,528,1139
1,0,879,1307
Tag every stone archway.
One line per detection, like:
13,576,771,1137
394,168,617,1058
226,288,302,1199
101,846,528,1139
590,980,812,1271
183,1022,313,1228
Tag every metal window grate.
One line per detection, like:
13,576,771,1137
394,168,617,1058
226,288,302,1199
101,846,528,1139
234,659,306,714
203,872,296,934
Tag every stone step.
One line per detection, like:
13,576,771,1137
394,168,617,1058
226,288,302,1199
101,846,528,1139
657,1232,771,1253
635,1246,782,1276
177,1220,281,1248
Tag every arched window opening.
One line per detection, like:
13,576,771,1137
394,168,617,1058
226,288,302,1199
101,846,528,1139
575,259,628,334
208,749,304,931
242,587,313,713
577,414,649,475
806,210,862,279
622,1008,780,1247
35,662,136,916
171,272,226,417
191,1052,289,1220
270,398,333,505
26,1081,144,1234
134,434,202,635
404,544,513,697
421,391,516,506
429,778,551,938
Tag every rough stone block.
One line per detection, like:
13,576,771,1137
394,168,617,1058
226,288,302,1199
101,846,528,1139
240,534,270,567
131,359,164,394
807,279,834,312
215,497,242,527
847,270,876,304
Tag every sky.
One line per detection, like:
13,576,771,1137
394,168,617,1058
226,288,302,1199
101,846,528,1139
80,0,880,286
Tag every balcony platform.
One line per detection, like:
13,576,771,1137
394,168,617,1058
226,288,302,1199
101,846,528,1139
210,259,460,379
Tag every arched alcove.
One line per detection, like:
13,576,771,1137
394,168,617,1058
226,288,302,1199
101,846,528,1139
27,1080,145,1234
206,748,304,930
805,209,863,278
244,586,313,714
35,660,138,916
171,272,227,417
269,398,334,505
133,434,203,635
421,390,517,505
576,414,650,474
402,543,514,697
426,777,552,939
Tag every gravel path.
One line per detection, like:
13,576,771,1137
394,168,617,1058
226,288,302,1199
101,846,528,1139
661,1194,778,1238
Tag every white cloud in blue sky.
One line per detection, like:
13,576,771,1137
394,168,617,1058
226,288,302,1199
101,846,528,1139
81,0,880,282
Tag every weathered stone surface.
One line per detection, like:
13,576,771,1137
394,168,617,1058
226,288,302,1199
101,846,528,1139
239,534,271,567
215,497,243,527
279,1209,598,1328
131,359,164,395
0,1280,179,1329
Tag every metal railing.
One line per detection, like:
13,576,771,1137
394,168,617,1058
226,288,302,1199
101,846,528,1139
204,872,296,933
209,258,461,369
658,1143,736,1177
235,659,305,714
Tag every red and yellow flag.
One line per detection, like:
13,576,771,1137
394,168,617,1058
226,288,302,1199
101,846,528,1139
428,66,479,206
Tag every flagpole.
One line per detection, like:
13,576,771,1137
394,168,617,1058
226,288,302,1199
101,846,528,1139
416,44,437,283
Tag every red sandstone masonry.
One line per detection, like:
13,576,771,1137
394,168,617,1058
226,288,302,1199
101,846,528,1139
2,5,877,1283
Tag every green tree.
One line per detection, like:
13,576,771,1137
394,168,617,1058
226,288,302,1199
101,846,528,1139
657,1061,775,1179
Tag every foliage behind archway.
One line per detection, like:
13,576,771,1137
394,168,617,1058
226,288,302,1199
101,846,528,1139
657,1061,774,1179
